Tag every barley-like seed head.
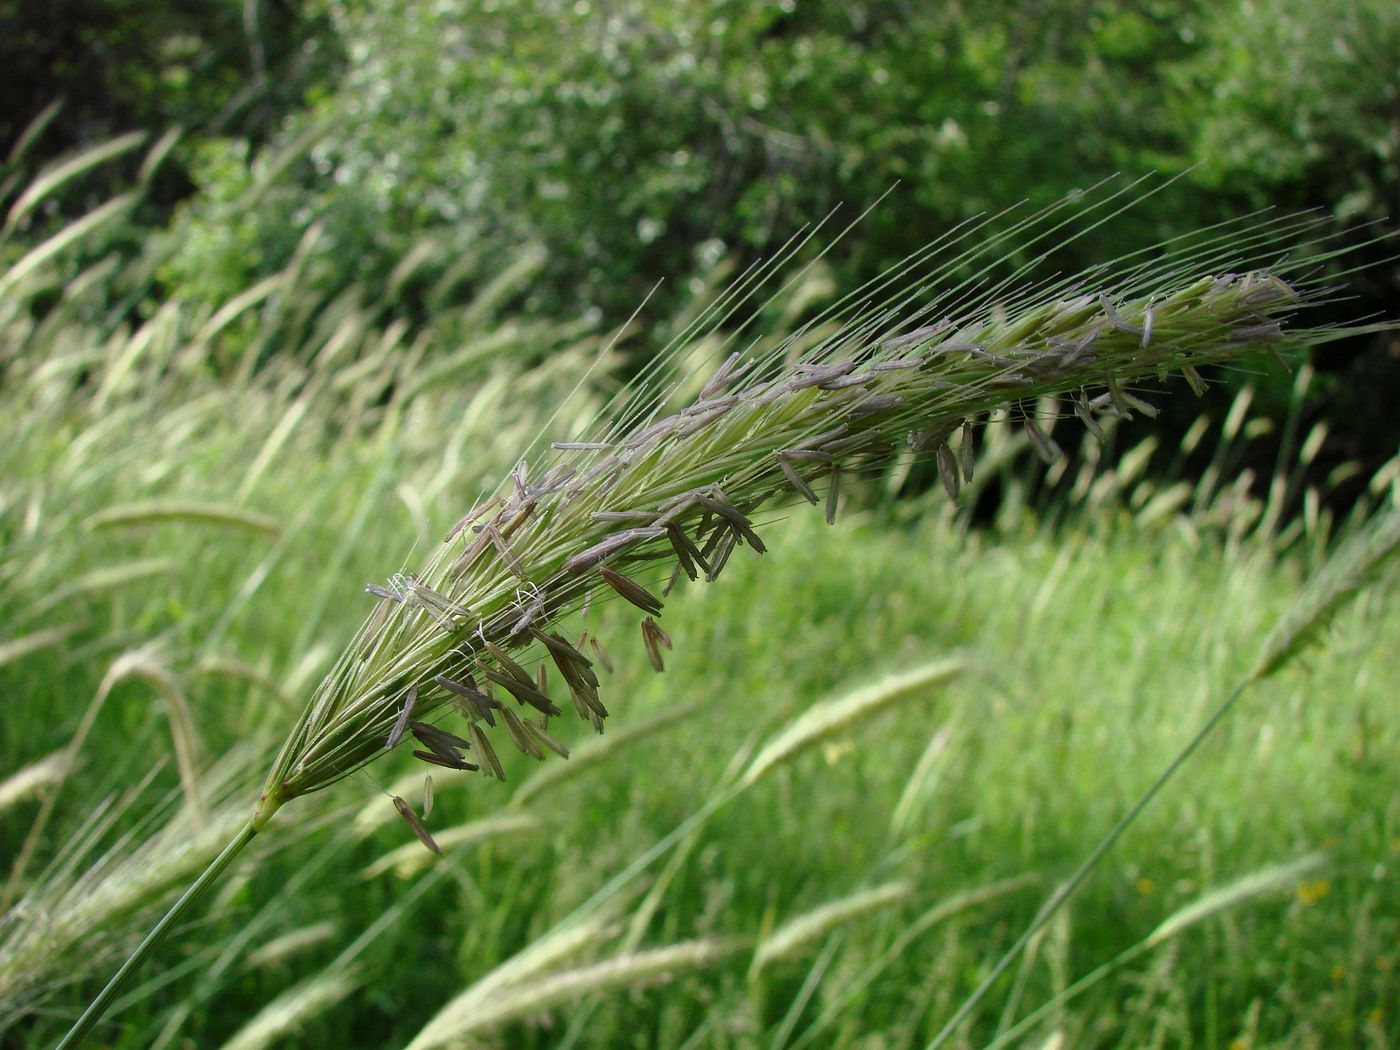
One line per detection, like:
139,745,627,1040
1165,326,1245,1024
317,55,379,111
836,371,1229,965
253,191,1381,830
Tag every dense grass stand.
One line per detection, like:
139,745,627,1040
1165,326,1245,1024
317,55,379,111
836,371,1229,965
50,191,1395,1046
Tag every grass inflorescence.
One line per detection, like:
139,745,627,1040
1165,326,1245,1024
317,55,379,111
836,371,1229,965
256,192,1363,825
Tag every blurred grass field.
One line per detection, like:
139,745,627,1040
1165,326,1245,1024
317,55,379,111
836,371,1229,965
2,175,1399,1049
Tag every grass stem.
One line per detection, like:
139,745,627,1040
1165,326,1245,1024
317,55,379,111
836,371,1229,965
54,820,259,1050
923,681,1252,1050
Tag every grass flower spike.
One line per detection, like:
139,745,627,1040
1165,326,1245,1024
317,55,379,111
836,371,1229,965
253,201,1353,826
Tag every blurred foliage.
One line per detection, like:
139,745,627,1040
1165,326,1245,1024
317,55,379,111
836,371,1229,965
157,0,1232,318
1182,0,1398,226
1173,0,1400,469
5,0,1398,492
0,0,337,200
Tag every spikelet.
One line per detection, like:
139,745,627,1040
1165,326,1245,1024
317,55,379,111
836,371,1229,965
386,686,417,749
392,795,441,856
362,813,542,880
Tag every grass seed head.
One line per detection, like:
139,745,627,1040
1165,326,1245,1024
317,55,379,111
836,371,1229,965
750,880,913,977
254,191,1378,825
743,659,964,786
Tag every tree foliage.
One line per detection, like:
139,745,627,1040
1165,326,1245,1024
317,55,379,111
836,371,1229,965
1,0,335,195
6,0,1397,475
159,0,1233,316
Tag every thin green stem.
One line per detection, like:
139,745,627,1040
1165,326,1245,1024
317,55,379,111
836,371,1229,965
924,681,1252,1050
981,941,1149,1050
55,820,259,1050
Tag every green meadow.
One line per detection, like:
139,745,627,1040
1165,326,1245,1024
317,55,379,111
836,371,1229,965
2,196,1397,1048
5,6,1400,1038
